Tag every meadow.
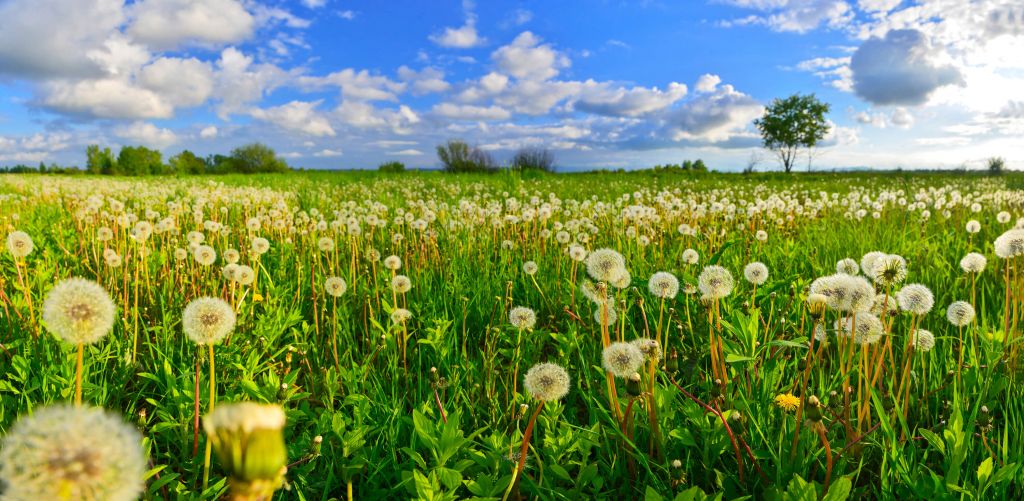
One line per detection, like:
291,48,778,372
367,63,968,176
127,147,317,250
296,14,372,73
1,170,1024,500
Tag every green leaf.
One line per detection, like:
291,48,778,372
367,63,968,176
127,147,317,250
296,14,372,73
977,457,994,485
645,486,664,501
919,429,945,456
725,354,756,363
823,476,852,501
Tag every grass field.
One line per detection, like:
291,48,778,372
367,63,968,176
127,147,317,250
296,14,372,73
1,171,1024,500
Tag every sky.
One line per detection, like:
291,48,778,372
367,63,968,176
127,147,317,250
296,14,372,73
0,0,1022,171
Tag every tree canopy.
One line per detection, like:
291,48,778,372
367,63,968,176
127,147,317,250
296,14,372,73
754,93,831,173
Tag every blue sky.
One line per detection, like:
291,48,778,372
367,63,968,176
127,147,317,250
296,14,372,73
1,0,1022,170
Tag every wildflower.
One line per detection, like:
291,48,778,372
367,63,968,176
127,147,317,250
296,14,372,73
755,230,768,242
913,329,935,352
836,313,883,345
234,265,255,286
966,220,981,233
383,255,402,270
523,363,570,401
807,293,828,317
510,306,537,331
860,251,884,276
6,230,33,258
870,294,898,316
568,244,587,262
251,237,270,256
0,404,146,501
960,252,987,274
997,211,1011,224
871,254,907,287
391,275,412,293
390,308,413,324
586,248,626,282
317,236,335,252
774,393,800,412
523,261,539,276
743,262,769,285
222,263,239,281
204,402,287,499
223,249,241,264
324,277,347,297
698,265,734,299
174,248,188,261
602,342,644,378
183,297,236,345
648,271,680,299
994,229,1024,259
42,278,116,345
193,245,217,266
681,248,699,265
946,301,975,327
896,284,934,316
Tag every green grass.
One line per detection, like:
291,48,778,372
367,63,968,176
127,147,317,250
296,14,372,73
0,171,1023,500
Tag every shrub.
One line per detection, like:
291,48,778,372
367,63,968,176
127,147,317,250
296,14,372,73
511,148,555,172
436,140,496,173
378,161,406,173
988,156,1005,176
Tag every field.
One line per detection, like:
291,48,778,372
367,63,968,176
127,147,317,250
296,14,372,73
2,171,1024,500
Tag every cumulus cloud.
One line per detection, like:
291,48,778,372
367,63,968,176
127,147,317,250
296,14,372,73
397,66,451,95
300,68,406,101
215,47,291,117
335,102,421,133
114,122,178,148
491,32,569,81
575,82,688,117
314,149,343,157
694,74,721,93
0,132,74,163
850,29,964,106
41,79,174,119
432,103,511,120
430,0,486,48
128,0,255,50
139,57,215,107
200,126,218,139
661,85,764,143
719,0,854,33
250,100,336,137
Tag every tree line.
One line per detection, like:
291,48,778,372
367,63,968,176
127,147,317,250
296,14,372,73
0,143,290,175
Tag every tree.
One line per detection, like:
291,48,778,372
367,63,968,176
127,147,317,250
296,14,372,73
987,156,1005,176
378,161,406,173
169,150,207,175
229,143,288,173
436,139,496,172
754,93,831,173
117,146,164,175
511,147,555,172
86,144,117,175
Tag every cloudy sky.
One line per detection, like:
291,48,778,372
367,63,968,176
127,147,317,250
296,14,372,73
1,0,1022,171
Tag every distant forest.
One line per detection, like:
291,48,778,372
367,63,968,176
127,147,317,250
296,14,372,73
0,142,289,175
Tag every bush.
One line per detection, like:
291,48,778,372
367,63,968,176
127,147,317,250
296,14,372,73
988,156,1005,176
378,161,406,173
436,140,496,173
511,148,555,172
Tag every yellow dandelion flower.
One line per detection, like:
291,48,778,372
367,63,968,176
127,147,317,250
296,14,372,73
774,393,800,412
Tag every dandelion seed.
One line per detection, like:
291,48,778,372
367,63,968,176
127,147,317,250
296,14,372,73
42,278,116,345
193,245,217,266
648,271,679,299
586,248,626,282
234,265,255,286
523,261,539,276
593,306,618,326
391,274,412,294
383,255,402,270
994,229,1024,258
324,277,347,297
960,252,987,273
523,363,570,401
510,306,537,331
602,342,644,378
860,251,884,276
835,258,859,275
631,338,662,361
871,254,907,287
183,297,236,345
568,244,587,262
390,308,413,324
318,236,335,252
251,237,270,256
0,404,146,501
913,329,935,352
966,220,981,234
681,248,699,265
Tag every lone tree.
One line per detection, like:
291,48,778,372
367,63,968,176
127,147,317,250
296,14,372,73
754,93,830,173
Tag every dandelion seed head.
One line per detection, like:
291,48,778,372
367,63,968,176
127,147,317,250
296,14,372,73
568,244,587,262
523,261,539,276
6,230,34,258
836,258,859,275
860,251,884,276
251,237,270,255
586,248,626,282
966,220,981,234
648,271,679,299
324,277,347,297
391,308,412,324
994,229,1024,259
698,265,734,299
223,249,240,264
317,236,335,252
913,329,935,352
234,265,255,286
946,301,975,327
182,297,236,345
681,248,699,265
391,274,412,294
593,306,618,326
836,313,883,345
510,306,537,330
193,245,217,266
523,363,570,401
631,338,662,362
42,278,116,345
871,254,907,287
896,283,934,316
960,252,987,274
743,262,768,285
602,342,644,378
383,255,402,270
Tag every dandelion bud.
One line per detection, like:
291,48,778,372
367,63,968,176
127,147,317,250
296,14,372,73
430,367,440,384
276,383,289,401
311,435,323,456
666,348,679,372
204,402,288,500
805,395,823,422
518,404,529,419
626,373,643,397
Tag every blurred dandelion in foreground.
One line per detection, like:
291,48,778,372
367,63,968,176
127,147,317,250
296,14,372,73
994,229,1024,258
0,404,146,501
204,402,287,501
523,363,570,402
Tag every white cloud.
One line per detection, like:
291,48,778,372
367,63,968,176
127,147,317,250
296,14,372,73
430,0,486,48
300,68,406,101
335,102,421,133
389,149,425,156
720,0,854,33
492,32,569,81
128,0,255,50
303,0,328,8
432,103,511,120
115,122,179,148
397,66,451,95
502,9,533,28
338,10,356,20
575,82,688,117
661,85,764,143
139,57,215,107
200,126,218,139
694,74,721,93
314,149,343,157
850,29,964,106
0,132,73,163
250,100,336,137
214,47,291,117
857,0,900,13
41,79,174,119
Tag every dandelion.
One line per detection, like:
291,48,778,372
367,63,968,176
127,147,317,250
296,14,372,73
586,248,626,282
593,306,618,326
0,404,146,501
755,230,768,242
391,274,412,294
6,230,33,258
204,402,287,500
913,329,935,352
648,271,679,299
835,258,859,275
183,297,236,346
896,284,934,316
194,245,217,266
174,247,189,261
698,265,734,299
744,262,768,285
631,338,662,362
510,306,537,331
966,220,981,233
870,294,898,317
774,393,800,412
836,314,883,345
325,276,348,297
383,255,402,270
602,342,644,378
318,236,335,252
391,308,412,324
994,229,1024,258
523,260,539,276
251,237,270,256
568,244,587,262
960,252,987,274
860,251,884,276
681,248,699,265
997,211,1011,224
523,363,570,402
223,248,241,264
234,265,255,286
871,254,907,287
946,301,975,327
42,277,116,346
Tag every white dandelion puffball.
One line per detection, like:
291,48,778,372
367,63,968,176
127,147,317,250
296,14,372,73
960,252,987,274
860,251,884,276
755,230,768,242
648,271,680,299
222,263,239,281
698,265,734,299
391,308,413,324
183,297,236,345
383,255,402,270
586,248,626,282
836,313,883,345
610,268,632,289
835,258,859,275
523,363,570,401
318,236,335,252
870,294,898,316
994,229,1024,259
568,244,588,262
251,237,270,255
871,254,907,287
0,404,146,501
681,248,699,265
325,276,347,297
744,262,769,285
42,278,117,345
6,230,33,258
391,274,412,294
913,329,935,352
223,248,241,264
193,245,217,266
631,338,662,361
966,220,981,234
602,342,644,378
510,306,537,330
896,284,934,316
174,248,189,261
523,261,539,276
946,301,975,327
580,280,608,305
234,265,255,286
593,306,618,326
998,211,1011,224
